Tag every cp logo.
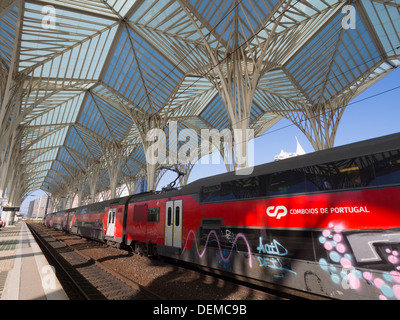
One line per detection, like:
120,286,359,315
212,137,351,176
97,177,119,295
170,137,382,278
266,206,288,220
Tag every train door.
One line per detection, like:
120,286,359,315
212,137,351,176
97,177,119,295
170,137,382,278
64,212,72,231
70,213,74,230
106,208,116,237
63,213,68,230
165,200,182,248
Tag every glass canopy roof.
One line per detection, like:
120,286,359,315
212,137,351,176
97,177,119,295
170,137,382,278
0,0,399,202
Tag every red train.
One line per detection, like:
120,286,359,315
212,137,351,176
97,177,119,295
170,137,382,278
45,133,400,300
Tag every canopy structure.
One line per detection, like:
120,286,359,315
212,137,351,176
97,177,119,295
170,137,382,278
0,0,399,209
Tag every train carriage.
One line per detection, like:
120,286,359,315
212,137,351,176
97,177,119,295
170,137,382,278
71,197,129,243
50,211,66,231
45,133,400,300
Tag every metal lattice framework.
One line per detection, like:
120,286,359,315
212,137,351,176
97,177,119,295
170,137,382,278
0,0,399,209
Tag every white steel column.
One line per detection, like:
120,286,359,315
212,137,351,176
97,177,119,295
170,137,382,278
178,0,289,172
0,0,23,200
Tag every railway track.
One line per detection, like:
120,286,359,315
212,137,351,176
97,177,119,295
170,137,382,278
27,222,161,300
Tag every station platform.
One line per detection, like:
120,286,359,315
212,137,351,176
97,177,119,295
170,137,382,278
0,222,68,300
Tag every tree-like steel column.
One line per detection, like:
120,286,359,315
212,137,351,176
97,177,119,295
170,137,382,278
133,113,167,192
178,0,289,172
284,94,352,151
0,0,23,202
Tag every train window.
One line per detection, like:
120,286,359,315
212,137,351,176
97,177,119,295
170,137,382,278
269,169,307,196
304,165,331,192
305,163,337,191
336,157,376,189
357,156,376,187
218,182,235,201
372,150,400,186
167,207,172,226
147,208,160,223
175,207,180,226
305,156,376,191
232,177,262,199
200,185,220,202
201,182,236,202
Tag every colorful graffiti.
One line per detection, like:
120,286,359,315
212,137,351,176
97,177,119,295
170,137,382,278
182,224,400,299
182,229,253,268
318,222,400,300
362,248,400,300
216,249,234,272
318,223,361,289
255,236,296,277
257,237,288,256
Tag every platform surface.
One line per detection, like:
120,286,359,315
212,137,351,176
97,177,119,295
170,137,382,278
0,222,68,300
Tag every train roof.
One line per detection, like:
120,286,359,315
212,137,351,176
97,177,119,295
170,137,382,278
182,132,400,193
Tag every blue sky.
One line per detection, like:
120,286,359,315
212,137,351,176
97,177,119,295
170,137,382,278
21,68,400,213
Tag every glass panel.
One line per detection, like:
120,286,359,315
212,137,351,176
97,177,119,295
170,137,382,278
167,207,172,226
305,156,376,191
175,206,180,227
232,177,262,199
147,208,160,223
372,150,400,186
269,169,307,196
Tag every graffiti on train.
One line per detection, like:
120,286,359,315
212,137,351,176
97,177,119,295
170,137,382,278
182,229,253,268
318,223,400,300
257,237,288,256
255,236,296,277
